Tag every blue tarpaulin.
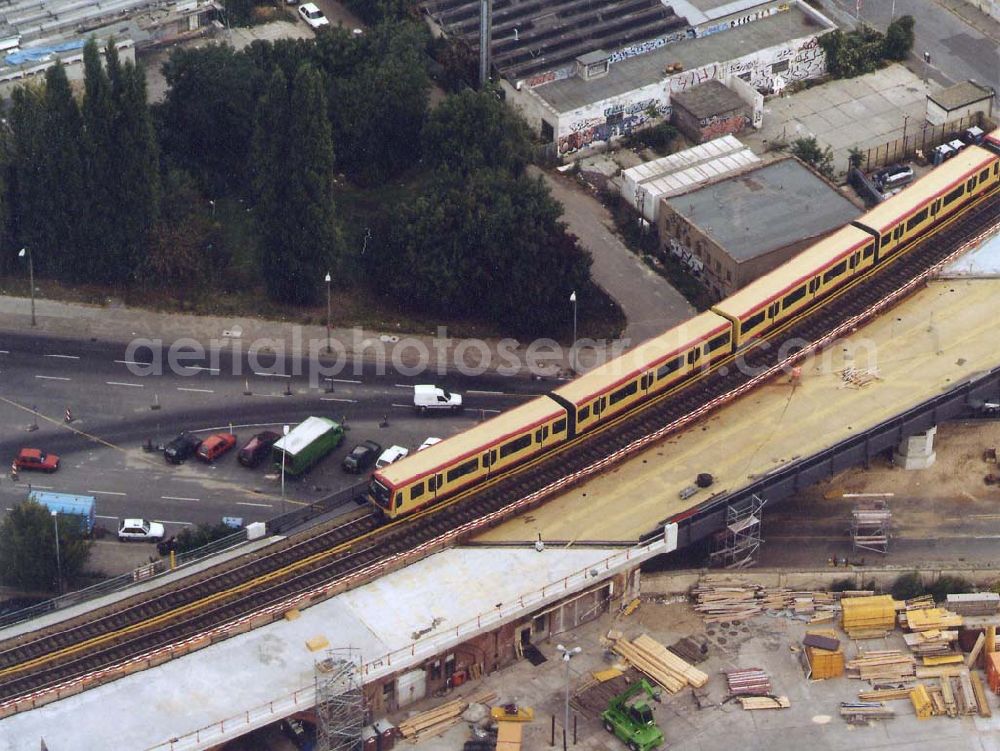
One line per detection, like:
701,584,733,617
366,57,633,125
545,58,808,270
6,40,84,66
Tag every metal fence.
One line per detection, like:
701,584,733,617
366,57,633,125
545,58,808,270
861,113,991,172
265,482,367,535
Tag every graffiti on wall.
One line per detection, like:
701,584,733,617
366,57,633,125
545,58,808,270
668,62,725,94
608,29,693,64
559,99,669,155
696,1,789,37
699,113,750,141
525,64,574,89
716,36,826,95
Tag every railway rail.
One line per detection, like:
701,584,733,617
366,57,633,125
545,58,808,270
0,190,997,709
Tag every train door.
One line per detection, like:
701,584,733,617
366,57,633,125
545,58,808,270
808,276,821,297
482,449,498,477
848,250,861,273
429,473,444,497
593,396,607,422
640,371,654,393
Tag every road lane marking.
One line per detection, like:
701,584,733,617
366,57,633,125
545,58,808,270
106,381,144,388
22,484,53,490
35,375,71,381
468,389,505,396
87,490,127,496
157,519,194,526
253,371,290,378
0,350,9,354
394,384,413,389
391,403,413,409
161,495,200,502
96,514,119,520
235,501,273,508
115,359,152,367
187,366,220,373
248,393,289,398
177,387,215,394
321,397,357,403
482,409,501,414
328,377,361,384
44,354,80,360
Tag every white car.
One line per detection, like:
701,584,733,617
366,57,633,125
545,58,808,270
298,3,329,29
413,384,463,413
375,445,409,470
418,437,442,452
118,518,165,542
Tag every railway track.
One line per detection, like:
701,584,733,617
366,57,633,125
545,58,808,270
0,191,997,707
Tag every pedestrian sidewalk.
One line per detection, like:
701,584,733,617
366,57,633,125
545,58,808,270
939,0,1000,42
0,294,624,379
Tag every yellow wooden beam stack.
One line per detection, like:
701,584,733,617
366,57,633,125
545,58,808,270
841,595,898,637
910,683,933,720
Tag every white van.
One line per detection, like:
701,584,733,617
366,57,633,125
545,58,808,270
413,384,463,413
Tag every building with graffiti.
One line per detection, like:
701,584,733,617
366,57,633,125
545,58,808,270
671,79,751,142
500,0,835,158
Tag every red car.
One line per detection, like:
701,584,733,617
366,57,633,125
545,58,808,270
196,433,237,462
14,448,60,472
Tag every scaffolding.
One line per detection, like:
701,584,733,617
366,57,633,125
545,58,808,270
710,495,765,569
851,499,891,554
315,648,365,751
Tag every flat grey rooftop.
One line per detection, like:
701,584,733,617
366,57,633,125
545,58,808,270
664,158,860,261
535,4,825,112
673,79,745,117
928,80,994,111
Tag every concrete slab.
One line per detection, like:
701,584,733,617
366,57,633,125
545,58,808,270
475,275,1000,544
942,227,1000,277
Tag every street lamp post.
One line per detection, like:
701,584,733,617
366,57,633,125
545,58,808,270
18,248,35,327
51,510,62,594
569,291,577,371
324,272,332,353
209,199,216,217
923,51,931,84
280,424,290,515
556,644,581,749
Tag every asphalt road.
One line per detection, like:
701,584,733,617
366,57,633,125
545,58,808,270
0,332,550,537
820,0,999,93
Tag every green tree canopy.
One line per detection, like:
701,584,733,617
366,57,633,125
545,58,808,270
0,501,92,592
791,136,835,178
376,169,592,334
883,15,915,61
421,88,532,177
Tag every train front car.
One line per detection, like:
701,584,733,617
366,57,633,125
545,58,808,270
549,311,735,437
854,145,999,260
366,396,568,520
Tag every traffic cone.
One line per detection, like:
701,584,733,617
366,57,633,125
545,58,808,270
64,407,73,423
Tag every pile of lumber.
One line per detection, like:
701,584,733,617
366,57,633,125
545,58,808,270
668,636,709,664
946,593,1000,617
903,629,958,657
803,630,844,680
841,595,898,637
900,608,963,632
725,668,771,696
611,634,708,694
846,650,916,682
910,684,933,719
691,580,840,623
858,687,916,701
739,696,789,710
398,690,496,741
904,594,935,611
840,701,895,722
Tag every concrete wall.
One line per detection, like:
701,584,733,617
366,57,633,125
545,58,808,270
641,566,1000,596
926,96,995,127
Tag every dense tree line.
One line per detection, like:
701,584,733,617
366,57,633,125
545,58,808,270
0,501,91,592
820,16,916,79
3,21,595,335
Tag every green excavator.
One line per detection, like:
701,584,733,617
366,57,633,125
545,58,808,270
600,679,665,751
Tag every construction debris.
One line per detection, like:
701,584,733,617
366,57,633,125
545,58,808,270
611,634,708,693
398,690,496,741
946,593,1000,617
692,581,839,623
803,629,844,679
910,684,933,719
902,629,958,657
739,696,789,710
900,608,964,632
839,701,895,723
667,636,709,664
846,651,916,682
725,668,771,696
840,367,881,388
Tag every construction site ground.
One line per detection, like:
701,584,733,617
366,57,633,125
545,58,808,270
476,277,1000,546
400,599,1000,751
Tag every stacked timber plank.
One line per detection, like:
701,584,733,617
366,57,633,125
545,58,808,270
841,595,898,637
947,593,1000,617
398,690,496,741
691,581,839,623
910,684,933,719
986,652,1000,693
904,595,935,611
739,696,789,710
846,651,915,682
725,668,771,696
858,687,915,701
840,701,894,722
903,630,959,658
611,634,708,694
901,608,963,632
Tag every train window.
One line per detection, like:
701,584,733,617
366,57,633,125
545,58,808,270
995,163,999,175
980,168,989,182
863,243,874,258
657,357,683,379
553,418,566,433
823,261,847,283
881,234,891,248
499,434,531,459
594,397,606,414
967,177,977,192
906,207,929,231
395,493,403,509
534,426,549,442
428,476,437,491
578,406,590,421
943,184,965,206
411,482,424,500
687,348,701,365
768,302,779,318
610,380,639,405
447,458,479,483
706,332,731,352
740,312,766,334
893,225,903,240
808,278,820,293
783,285,806,309
483,452,492,467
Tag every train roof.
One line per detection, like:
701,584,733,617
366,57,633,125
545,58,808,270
986,126,1000,148
375,396,564,485
713,224,872,319
859,145,995,232
552,311,730,406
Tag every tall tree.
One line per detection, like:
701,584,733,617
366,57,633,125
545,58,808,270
883,15,915,61
254,65,342,304
8,85,49,273
0,501,92,592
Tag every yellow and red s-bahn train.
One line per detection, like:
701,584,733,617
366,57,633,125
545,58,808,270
367,128,1000,520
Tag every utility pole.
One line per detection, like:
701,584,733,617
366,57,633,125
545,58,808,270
19,248,35,327
556,645,580,748
479,0,492,89
324,272,332,353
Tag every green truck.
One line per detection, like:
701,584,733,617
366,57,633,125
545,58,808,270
601,679,664,751
272,416,344,476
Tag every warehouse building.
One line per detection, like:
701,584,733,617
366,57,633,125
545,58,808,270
658,158,861,299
